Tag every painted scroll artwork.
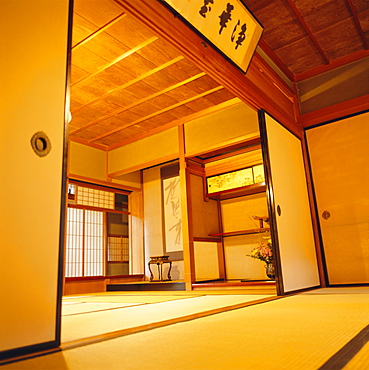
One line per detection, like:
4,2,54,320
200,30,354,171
163,176,183,252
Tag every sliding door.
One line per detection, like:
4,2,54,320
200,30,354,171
259,111,320,294
0,0,72,358
306,112,369,284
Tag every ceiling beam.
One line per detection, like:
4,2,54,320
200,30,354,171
72,13,127,50
284,0,330,65
89,86,225,143
70,54,185,120
70,70,206,135
294,49,369,81
72,36,158,86
258,39,294,82
346,0,369,50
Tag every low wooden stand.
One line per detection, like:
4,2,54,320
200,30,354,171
148,255,172,281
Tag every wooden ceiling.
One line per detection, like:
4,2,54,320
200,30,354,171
247,0,369,79
70,0,369,151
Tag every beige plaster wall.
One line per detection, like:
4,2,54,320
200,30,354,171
69,141,107,181
184,102,259,155
108,128,179,175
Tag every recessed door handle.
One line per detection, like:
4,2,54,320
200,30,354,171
322,210,331,220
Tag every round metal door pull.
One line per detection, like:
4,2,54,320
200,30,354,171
31,131,51,157
322,210,331,220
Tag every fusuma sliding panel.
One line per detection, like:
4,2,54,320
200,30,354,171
306,112,369,284
260,112,320,294
0,0,71,357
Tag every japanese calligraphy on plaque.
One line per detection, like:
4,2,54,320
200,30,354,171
160,0,263,72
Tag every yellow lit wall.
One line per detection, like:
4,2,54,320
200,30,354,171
184,102,259,155
108,128,179,175
69,141,107,181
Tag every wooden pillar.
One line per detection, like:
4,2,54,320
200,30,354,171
178,125,195,289
129,188,145,275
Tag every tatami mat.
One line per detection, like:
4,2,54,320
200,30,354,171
3,288,369,369
62,302,142,316
343,342,369,369
61,293,273,343
61,291,369,369
302,287,369,295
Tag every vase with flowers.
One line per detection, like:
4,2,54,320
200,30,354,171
246,238,275,279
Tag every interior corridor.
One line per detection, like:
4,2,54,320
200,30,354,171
2,287,369,369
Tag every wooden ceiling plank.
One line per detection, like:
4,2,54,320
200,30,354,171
70,71,206,135
88,86,224,143
73,13,127,51
72,55,184,114
283,0,330,64
74,0,123,27
347,0,369,49
72,13,98,47
72,36,158,86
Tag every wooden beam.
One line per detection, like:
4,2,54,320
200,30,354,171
68,174,140,192
72,36,158,86
295,50,369,82
108,153,179,178
70,56,188,134
298,94,369,128
89,86,224,143
69,136,108,151
284,0,330,65
252,52,294,101
178,125,196,289
113,0,297,134
72,13,127,50
258,39,294,82
347,0,369,49
70,67,203,135
71,55,186,117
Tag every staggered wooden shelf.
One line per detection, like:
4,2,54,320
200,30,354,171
207,183,266,201
209,228,270,238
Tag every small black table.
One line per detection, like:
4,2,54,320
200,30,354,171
148,255,172,281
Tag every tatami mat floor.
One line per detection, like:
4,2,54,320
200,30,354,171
2,287,369,369
61,290,276,344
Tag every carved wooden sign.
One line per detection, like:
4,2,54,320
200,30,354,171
160,0,263,72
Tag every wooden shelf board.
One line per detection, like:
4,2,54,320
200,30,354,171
209,228,270,237
207,183,266,201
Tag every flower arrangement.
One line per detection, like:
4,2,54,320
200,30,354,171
246,238,273,264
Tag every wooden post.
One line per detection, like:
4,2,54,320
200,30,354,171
178,125,195,289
